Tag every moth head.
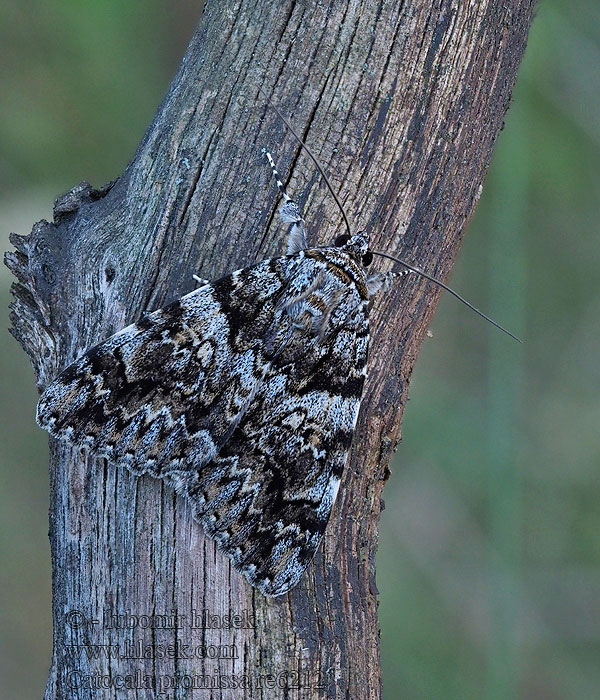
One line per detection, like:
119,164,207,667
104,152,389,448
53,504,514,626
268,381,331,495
333,233,372,267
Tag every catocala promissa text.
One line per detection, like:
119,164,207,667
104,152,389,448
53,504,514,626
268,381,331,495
36,152,398,596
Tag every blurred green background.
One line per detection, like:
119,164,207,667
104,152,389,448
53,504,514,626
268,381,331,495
1,2,598,698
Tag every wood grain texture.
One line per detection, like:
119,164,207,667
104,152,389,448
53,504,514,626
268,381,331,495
5,1,535,698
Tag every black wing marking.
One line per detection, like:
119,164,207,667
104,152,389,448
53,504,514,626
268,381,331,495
37,258,291,477
183,264,370,596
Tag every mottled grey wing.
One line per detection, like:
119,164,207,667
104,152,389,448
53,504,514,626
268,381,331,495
36,259,289,479
183,289,369,596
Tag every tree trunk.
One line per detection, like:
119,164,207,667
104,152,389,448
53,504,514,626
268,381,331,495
5,1,535,698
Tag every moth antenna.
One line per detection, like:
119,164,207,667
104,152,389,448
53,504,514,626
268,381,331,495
258,88,519,343
373,250,522,343
258,85,353,239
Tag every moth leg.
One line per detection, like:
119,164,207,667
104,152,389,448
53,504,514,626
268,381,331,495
192,275,210,288
264,150,308,254
367,269,411,296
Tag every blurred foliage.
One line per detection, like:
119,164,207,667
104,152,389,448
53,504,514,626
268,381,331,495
1,2,598,699
380,2,600,698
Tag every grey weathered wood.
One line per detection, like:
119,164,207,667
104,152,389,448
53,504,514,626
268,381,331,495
5,1,535,698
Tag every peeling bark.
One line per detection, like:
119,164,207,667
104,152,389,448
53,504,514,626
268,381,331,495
5,1,535,698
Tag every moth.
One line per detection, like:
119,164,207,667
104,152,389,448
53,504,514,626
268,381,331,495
36,101,517,597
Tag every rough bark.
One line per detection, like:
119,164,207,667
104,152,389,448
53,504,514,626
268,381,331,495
5,1,535,698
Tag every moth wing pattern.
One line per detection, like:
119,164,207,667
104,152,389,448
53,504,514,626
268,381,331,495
36,259,291,480
37,241,371,596
182,250,370,596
